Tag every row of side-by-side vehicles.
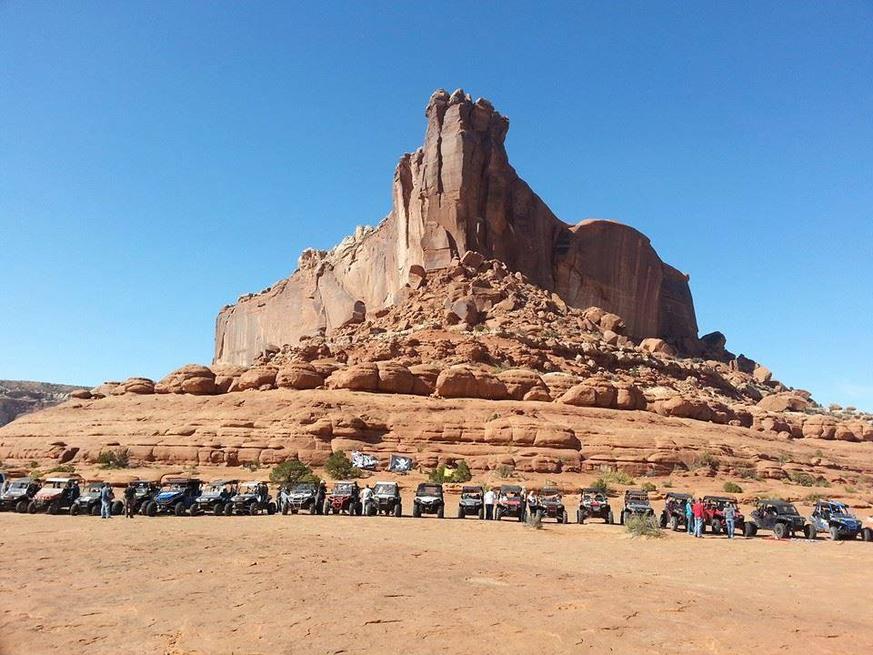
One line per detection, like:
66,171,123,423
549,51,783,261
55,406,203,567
1,473,871,541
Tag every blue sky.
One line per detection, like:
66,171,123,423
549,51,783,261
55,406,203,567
1,3,871,410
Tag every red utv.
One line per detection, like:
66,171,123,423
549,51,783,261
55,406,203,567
495,484,526,522
324,481,361,516
702,495,744,535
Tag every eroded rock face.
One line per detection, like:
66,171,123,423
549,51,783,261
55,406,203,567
214,89,699,366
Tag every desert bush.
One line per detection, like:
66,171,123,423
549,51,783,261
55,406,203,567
788,471,816,487
97,449,130,469
599,469,636,486
641,482,657,492
723,481,743,493
625,514,663,538
736,466,759,480
496,464,515,479
325,450,361,480
44,463,76,474
429,460,473,484
591,477,611,495
662,479,673,488
270,459,319,485
845,486,857,494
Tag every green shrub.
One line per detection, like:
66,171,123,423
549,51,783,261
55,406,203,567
428,460,474,484
325,451,361,480
736,466,759,480
662,479,673,488
723,481,743,493
599,469,636,486
698,452,720,469
591,478,612,495
96,449,129,469
270,459,319,485
789,471,816,487
641,482,657,492
625,514,663,538
45,464,76,474
496,464,515,479
845,486,857,494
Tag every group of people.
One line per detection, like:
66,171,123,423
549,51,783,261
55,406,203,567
684,497,738,538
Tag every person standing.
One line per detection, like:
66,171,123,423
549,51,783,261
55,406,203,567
724,502,736,539
685,499,694,535
316,481,327,515
692,498,704,537
484,487,495,520
360,485,373,515
100,483,114,519
123,483,136,518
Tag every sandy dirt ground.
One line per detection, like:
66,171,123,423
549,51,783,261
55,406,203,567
2,508,872,655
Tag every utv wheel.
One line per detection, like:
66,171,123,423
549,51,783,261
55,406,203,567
829,526,840,541
395,503,402,518
70,504,80,516
804,525,817,540
174,502,186,517
16,500,28,513
112,501,124,515
861,527,873,542
224,503,234,516
368,504,377,517
190,505,201,517
562,510,568,524
576,509,583,524
478,507,484,520
773,523,788,540
744,522,757,538
90,504,101,517
28,501,38,514
146,502,157,517
457,506,465,519
309,503,318,515
659,513,668,529
48,501,61,515
214,503,225,516
412,504,421,518
607,510,614,525
438,506,445,519
267,502,277,515
249,504,260,516
670,516,679,531
711,519,722,536
494,507,502,521
620,511,626,525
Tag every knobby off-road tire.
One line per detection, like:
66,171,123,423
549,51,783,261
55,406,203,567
744,522,757,538
576,509,584,524
224,503,234,516
562,510,568,524
711,519,722,536
249,504,259,516
396,503,403,518
830,526,840,541
146,502,157,517
16,500,29,513
457,506,465,519
803,525,816,540
267,502,277,515
670,515,679,531
413,504,421,518
214,503,225,516
607,510,614,525
70,503,80,516
90,504,101,517
48,501,60,515
174,502,186,517
861,527,873,542
112,501,124,515
438,506,445,519
773,523,788,539
660,513,668,529
28,501,38,514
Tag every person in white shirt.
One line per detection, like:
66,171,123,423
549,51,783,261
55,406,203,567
483,488,496,520
360,485,373,515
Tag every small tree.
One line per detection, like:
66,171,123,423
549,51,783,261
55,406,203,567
270,459,320,485
97,448,130,469
452,460,472,483
723,481,743,493
325,450,361,480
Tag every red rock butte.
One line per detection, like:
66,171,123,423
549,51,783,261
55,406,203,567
214,88,698,367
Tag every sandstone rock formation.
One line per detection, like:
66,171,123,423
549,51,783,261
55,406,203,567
215,89,699,366
0,380,85,427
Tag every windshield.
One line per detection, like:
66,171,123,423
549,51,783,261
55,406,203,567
8,481,29,490
374,484,396,495
829,504,850,516
627,495,648,503
770,504,798,515
585,493,606,503
161,483,187,491
333,483,354,494
418,485,441,496
239,483,260,492
291,484,315,493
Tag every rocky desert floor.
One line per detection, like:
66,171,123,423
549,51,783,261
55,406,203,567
2,506,872,655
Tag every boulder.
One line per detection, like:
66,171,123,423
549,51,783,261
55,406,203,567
409,363,441,395
69,389,92,400
558,381,617,409
639,338,676,357
496,369,549,401
434,366,508,400
90,382,120,398
541,372,581,400
156,364,216,395
752,364,772,384
276,363,324,390
212,364,247,393
116,377,155,395
757,392,809,413
375,362,416,394
236,366,278,391
328,363,379,392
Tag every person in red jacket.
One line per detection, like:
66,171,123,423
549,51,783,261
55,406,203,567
692,498,705,538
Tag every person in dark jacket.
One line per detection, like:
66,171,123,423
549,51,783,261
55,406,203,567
123,483,136,518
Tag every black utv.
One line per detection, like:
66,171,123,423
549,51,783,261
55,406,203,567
620,489,655,525
129,480,160,514
144,477,202,516
659,492,692,531
225,481,276,516
457,485,484,519
191,479,238,516
744,499,815,539
0,477,41,513
368,481,403,517
70,482,123,516
535,486,569,523
412,483,444,518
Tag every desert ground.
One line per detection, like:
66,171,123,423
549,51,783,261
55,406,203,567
2,499,872,655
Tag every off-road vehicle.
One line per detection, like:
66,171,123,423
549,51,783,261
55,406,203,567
744,499,815,539
534,486,568,523
808,499,871,541
128,480,160,514
0,477,41,513
619,489,655,525
702,496,744,535
144,477,202,516
457,485,484,519
324,480,361,515
412,483,444,518
224,481,276,515
280,482,322,515
28,475,83,514
495,484,525,522
70,481,123,516
659,492,692,531
191,479,238,516
577,488,613,524
367,481,403,517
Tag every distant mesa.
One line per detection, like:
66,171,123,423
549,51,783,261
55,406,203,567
214,88,698,367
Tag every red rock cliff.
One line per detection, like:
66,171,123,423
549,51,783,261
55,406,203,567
215,89,698,365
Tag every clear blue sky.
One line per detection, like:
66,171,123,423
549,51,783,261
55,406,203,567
1,3,871,410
